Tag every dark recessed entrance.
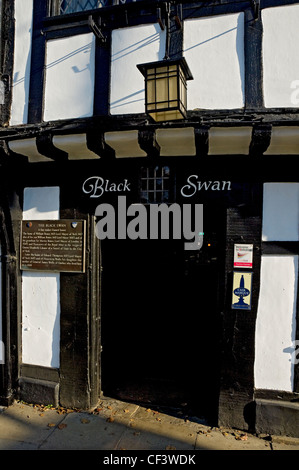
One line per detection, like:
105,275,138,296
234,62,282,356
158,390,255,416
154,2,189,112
100,207,224,423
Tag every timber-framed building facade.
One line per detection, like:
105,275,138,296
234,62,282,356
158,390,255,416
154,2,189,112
0,0,299,437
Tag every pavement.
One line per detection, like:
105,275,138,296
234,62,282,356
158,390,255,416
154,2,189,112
0,396,299,453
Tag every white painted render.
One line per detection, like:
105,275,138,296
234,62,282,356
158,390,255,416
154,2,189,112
262,183,299,241
23,187,60,221
10,0,33,125
255,183,299,391
254,255,298,392
43,34,95,121
183,13,245,110
110,23,166,115
262,4,299,108
22,187,60,368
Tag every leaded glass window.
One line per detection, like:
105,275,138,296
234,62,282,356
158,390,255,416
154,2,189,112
51,1,141,15
57,0,110,15
140,166,171,204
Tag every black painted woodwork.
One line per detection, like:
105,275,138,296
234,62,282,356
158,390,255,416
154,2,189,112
0,177,22,406
28,0,48,124
0,0,15,128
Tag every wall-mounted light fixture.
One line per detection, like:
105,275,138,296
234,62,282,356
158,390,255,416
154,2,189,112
137,2,193,122
137,57,193,122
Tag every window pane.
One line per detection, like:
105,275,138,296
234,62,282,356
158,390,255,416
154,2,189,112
163,179,169,191
59,0,109,14
163,191,169,202
154,166,161,177
155,192,162,203
156,178,162,190
147,167,155,178
148,179,155,191
140,191,149,204
141,179,148,191
140,167,148,179
163,166,170,177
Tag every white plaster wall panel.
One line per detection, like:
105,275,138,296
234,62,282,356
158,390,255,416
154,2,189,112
254,255,298,391
183,13,245,110
22,273,60,367
10,0,33,125
22,187,60,368
110,24,166,115
23,187,60,221
262,5,299,108
262,183,299,241
43,34,95,121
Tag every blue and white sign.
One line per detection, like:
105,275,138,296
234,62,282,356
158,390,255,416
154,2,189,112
232,271,252,310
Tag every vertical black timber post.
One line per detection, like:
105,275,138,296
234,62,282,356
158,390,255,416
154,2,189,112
0,0,19,404
28,0,47,124
0,0,15,127
218,186,262,432
89,217,101,407
0,186,22,406
59,209,100,410
244,7,264,110
169,3,183,60
93,29,111,116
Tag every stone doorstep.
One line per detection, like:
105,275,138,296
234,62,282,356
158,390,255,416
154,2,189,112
255,399,299,439
18,377,59,408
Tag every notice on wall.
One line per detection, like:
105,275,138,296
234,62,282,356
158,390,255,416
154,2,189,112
20,220,86,273
233,244,253,268
231,271,252,311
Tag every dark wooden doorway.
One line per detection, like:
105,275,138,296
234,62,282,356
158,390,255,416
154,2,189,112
100,207,223,423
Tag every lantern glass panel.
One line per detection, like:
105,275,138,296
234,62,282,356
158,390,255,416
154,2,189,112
156,76,168,107
138,58,192,121
147,78,156,111
169,75,178,101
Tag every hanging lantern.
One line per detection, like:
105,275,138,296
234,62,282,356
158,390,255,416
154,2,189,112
137,57,193,122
